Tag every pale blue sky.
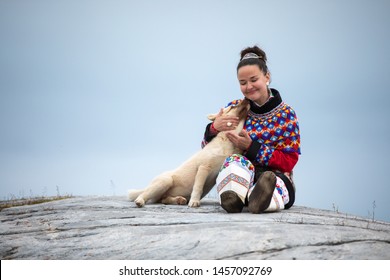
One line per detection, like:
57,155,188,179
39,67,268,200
1,0,389,221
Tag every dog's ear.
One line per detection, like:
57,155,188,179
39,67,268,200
237,99,250,120
207,113,218,121
207,106,232,120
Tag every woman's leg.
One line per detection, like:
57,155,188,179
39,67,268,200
216,154,255,213
248,171,290,213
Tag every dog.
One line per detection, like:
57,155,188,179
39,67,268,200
128,98,250,207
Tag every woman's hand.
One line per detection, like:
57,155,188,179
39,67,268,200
226,129,252,151
212,109,240,132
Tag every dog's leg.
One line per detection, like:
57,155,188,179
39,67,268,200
188,165,211,207
134,174,173,207
201,169,219,199
161,196,187,205
128,189,144,201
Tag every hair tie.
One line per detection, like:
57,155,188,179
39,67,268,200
241,52,262,61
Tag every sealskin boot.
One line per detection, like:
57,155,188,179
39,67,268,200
220,190,244,213
248,171,276,214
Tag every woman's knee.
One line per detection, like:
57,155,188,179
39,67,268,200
216,154,255,201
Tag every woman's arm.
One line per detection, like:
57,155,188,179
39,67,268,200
244,141,299,173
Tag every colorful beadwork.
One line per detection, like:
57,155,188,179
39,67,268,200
220,154,255,172
227,99,300,166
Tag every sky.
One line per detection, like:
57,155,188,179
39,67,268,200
1,0,389,222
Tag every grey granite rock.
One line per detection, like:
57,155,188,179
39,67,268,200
1,196,389,260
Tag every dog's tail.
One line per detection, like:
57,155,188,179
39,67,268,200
128,189,144,201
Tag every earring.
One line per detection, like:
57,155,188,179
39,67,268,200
266,81,272,95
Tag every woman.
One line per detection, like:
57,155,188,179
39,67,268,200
202,46,301,213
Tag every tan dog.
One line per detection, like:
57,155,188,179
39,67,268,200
128,99,250,207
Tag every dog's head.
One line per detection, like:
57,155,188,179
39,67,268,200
208,98,250,121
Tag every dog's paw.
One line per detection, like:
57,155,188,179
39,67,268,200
176,196,187,205
188,199,200,208
134,197,145,208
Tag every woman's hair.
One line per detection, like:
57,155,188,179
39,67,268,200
237,45,269,75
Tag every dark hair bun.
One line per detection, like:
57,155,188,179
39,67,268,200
237,45,269,74
240,46,267,63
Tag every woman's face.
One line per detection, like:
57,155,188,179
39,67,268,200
237,65,270,105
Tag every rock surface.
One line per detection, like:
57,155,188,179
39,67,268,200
1,196,389,260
